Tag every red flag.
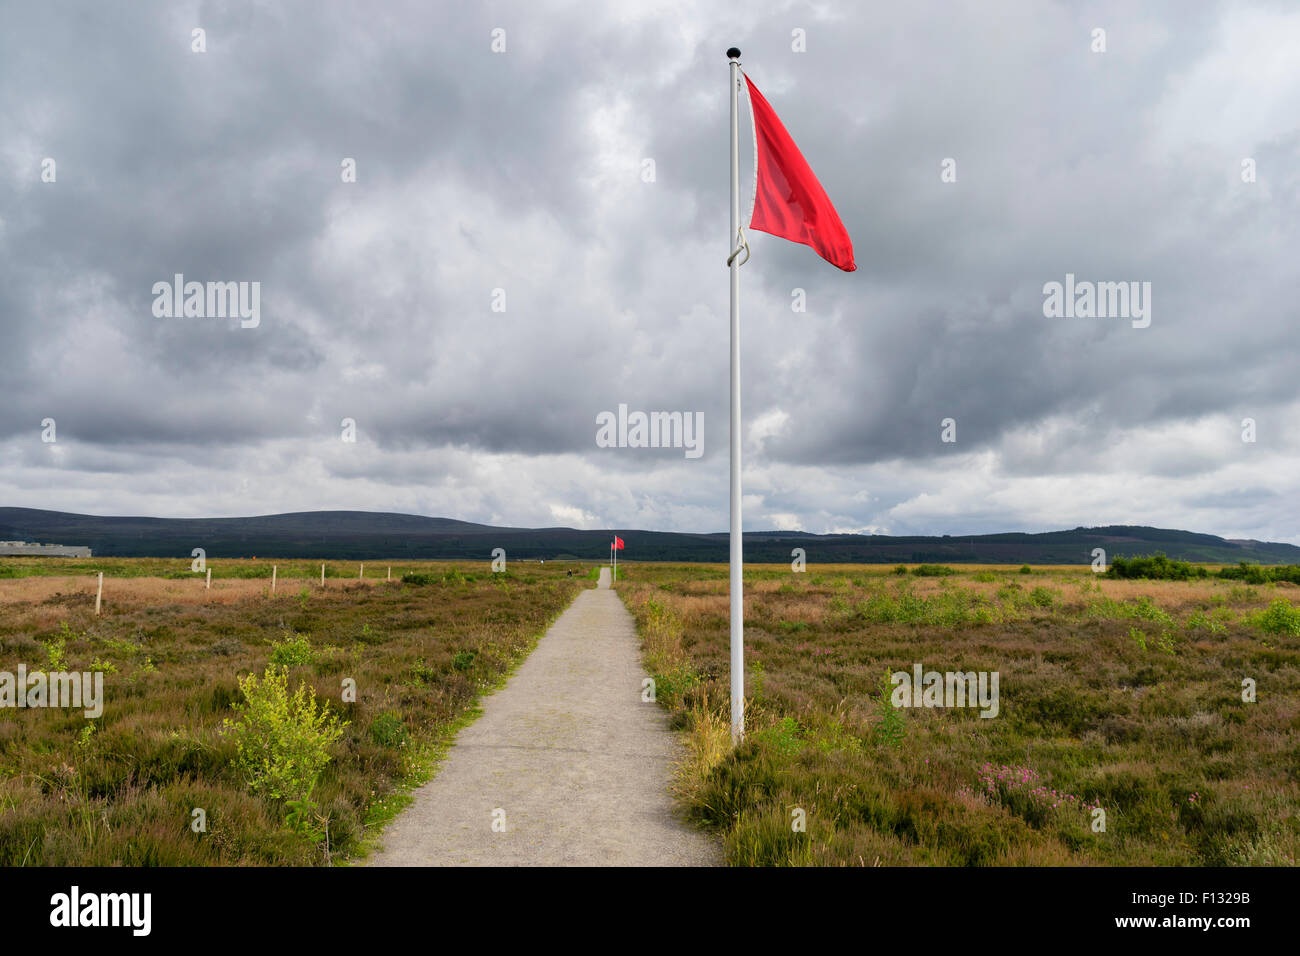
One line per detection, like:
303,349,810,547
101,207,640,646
613,536,625,550
744,75,855,272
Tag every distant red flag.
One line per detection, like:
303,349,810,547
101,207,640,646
744,75,855,272
613,536,625,550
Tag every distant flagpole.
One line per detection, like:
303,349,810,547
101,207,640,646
727,47,746,744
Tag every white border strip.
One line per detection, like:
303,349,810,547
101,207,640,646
740,67,758,228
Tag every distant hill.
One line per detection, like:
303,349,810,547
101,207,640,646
1,508,1297,565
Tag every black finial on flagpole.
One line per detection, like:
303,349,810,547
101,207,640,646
727,47,741,59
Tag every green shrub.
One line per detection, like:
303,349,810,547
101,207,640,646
753,716,805,756
221,664,347,802
1018,565,1033,575
369,713,408,748
452,651,476,671
1131,596,1175,627
1186,611,1227,635
1028,586,1056,608
874,673,906,748
1223,563,1268,585
1254,599,1300,637
402,572,434,586
353,622,385,645
409,657,438,683
40,634,67,669
1218,562,1300,585
892,565,909,575
650,663,700,707
1107,552,1208,581
1090,595,1177,626
912,564,955,577
269,631,315,667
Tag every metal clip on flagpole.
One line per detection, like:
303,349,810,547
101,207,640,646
727,226,750,267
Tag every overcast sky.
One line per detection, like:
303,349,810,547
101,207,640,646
2,1,1298,542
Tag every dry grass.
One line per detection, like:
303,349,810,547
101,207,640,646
0,558,589,865
617,562,1300,866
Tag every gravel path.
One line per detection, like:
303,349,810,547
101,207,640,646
366,567,720,866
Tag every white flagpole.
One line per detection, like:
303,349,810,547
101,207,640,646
727,47,745,744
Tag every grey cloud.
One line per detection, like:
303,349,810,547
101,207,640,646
1,0,1297,541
